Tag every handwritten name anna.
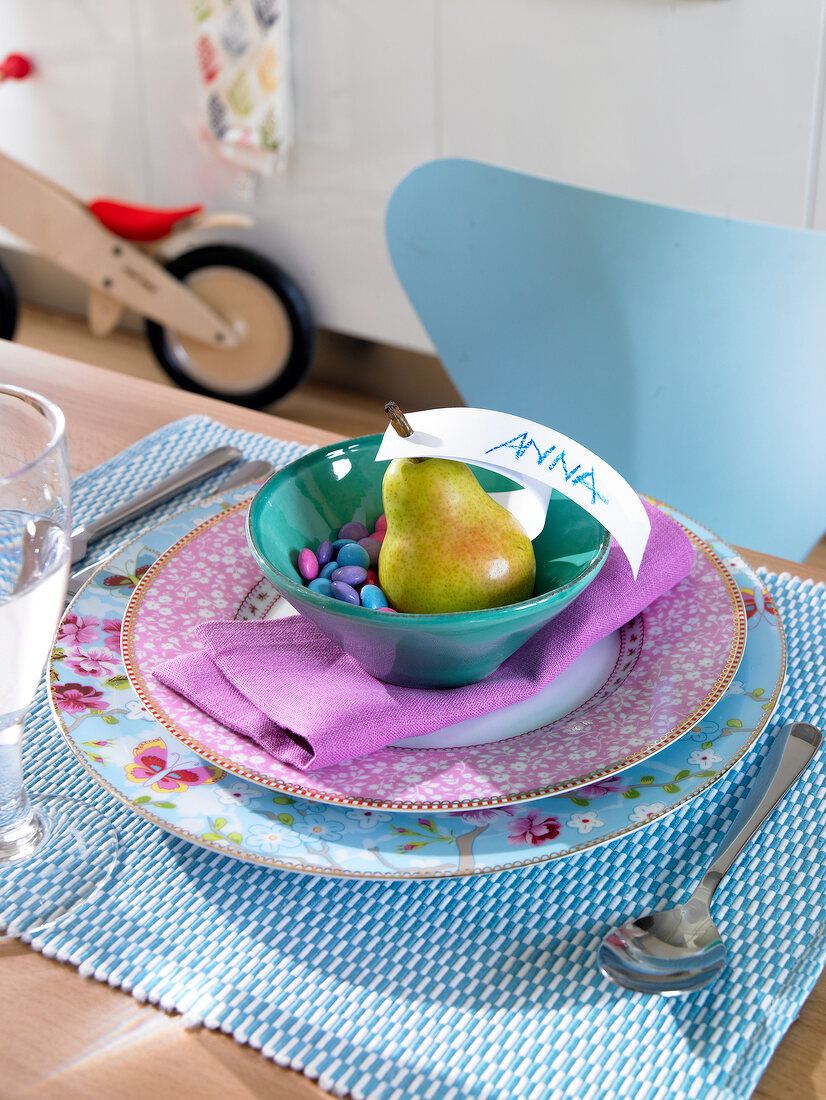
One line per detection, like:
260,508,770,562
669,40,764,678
485,433,608,506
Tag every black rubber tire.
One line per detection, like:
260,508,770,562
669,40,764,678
0,258,19,341
145,244,315,408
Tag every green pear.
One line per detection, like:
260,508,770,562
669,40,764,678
379,457,536,614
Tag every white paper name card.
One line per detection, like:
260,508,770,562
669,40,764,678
376,407,650,578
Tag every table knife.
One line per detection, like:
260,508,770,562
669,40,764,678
69,444,241,563
64,455,271,599
219,458,273,490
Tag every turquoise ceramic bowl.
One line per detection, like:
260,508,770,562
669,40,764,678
246,434,611,688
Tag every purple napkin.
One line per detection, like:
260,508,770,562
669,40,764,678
153,500,693,771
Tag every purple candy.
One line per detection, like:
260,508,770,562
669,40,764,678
330,579,360,605
317,539,334,566
298,547,319,581
357,537,381,570
331,565,368,586
338,520,369,542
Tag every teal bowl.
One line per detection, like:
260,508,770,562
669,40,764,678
246,434,611,688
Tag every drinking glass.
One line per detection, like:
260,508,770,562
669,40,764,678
0,385,117,935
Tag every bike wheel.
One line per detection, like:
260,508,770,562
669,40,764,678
145,245,315,408
0,258,20,340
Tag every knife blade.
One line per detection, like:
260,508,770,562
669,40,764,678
218,458,273,491
69,444,241,563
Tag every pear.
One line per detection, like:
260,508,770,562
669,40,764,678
379,457,536,614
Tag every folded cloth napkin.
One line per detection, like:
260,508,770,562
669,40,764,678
154,499,693,771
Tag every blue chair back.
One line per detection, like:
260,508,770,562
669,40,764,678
386,158,826,561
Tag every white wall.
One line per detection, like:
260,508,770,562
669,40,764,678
1,0,825,352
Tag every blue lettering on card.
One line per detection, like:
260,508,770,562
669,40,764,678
485,433,608,507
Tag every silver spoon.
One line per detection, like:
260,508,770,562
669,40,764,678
597,720,822,995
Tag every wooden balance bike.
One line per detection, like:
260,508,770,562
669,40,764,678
0,61,314,408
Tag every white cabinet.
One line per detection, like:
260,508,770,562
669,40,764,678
1,0,825,351
0,1,144,201
439,0,824,227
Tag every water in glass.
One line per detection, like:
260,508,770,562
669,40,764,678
0,386,117,934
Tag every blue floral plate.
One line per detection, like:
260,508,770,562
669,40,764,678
48,489,785,879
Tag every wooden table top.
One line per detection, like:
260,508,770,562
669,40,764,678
1,340,824,1100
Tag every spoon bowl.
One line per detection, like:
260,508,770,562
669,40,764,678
597,721,821,996
598,899,726,995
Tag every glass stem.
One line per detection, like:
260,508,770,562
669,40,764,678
0,717,42,862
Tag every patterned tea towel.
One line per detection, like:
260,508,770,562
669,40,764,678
191,0,293,174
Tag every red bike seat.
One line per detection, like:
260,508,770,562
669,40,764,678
88,198,204,242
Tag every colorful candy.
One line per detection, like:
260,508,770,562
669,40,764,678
360,584,388,609
330,580,360,605
297,514,392,611
357,537,381,569
298,547,319,581
336,542,370,569
331,564,368,586
338,520,369,541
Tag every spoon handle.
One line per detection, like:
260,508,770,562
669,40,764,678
696,722,821,905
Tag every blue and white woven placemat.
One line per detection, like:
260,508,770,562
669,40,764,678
15,416,826,1100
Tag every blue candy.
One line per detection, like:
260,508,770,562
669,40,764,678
332,537,356,551
337,542,370,569
331,565,368,586
319,561,337,580
330,579,360,605
308,577,333,597
360,584,388,609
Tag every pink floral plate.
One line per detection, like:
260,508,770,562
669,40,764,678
120,500,747,812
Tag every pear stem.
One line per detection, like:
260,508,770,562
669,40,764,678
385,401,425,461
385,401,414,437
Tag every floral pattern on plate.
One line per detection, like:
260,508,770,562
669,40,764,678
120,501,747,811
48,490,784,879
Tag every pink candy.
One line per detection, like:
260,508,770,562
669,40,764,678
298,547,319,581
370,515,386,545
